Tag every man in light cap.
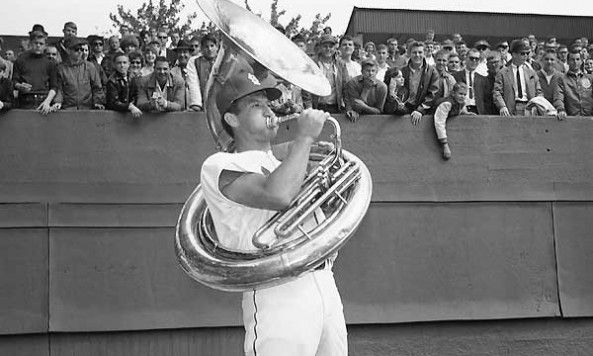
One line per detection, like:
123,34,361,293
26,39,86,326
200,64,347,355
494,39,542,116
305,34,347,113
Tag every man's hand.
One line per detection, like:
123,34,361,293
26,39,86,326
50,103,62,112
15,83,32,93
36,100,52,115
500,107,510,117
94,103,105,110
295,108,328,141
130,105,143,118
411,110,423,125
346,110,360,122
156,97,167,109
557,110,567,121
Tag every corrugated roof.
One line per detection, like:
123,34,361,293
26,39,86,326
345,7,593,39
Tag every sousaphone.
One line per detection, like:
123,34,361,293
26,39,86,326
175,0,372,292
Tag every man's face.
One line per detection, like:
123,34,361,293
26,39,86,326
171,34,180,46
70,46,84,62
124,44,137,54
114,55,130,75
144,49,156,64
486,57,501,76
190,40,200,56
453,87,467,104
109,37,120,51
177,49,191,66
387,40,398,55
585,59,593,73
229,92,277,140
148,43,160,54
558,48,568,61
157,32,168,47
295,40,307,53
63,26,77,39
542,53,556,71
376,48,388,63
92,39,104,54
155,60,170,81
448,56,461,71
568,53,582,72
435,54,448,71
409,45,425,66
5,50,15,62
455,43,467,55
120,25,130,36
45,47,59,61
426,43,434,55
320,42,336,59
30,38,46,55
340,40,354,57
465,52,480,71
361,65,378,81
201,40,218,60
80,44,89,61
499,42,509,54
511,49,530,66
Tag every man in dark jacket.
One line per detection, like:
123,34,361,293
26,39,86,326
384,41,439,124
554,50,593,119
54,39,105,110
474,51,502,115
105,53,142,117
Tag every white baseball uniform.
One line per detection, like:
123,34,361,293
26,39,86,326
201,150,347,356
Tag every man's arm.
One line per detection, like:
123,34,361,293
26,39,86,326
221,109,328,210
186,56,203,110
165,76,184,111
135,78,152,111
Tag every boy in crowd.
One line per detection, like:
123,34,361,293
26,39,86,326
13,30,58,114
344,58,388,121
339,35,361,81
105,53,142,118
187,33,219,111
375,44,390,82
433,83,475,160
0,61,14,111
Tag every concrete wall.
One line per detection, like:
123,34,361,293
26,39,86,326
1,110,592,355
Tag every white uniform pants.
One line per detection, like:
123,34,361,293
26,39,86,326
242,269,347,356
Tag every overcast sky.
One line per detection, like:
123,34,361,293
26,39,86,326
1,0,593,37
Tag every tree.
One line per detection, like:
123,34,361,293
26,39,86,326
109,0,198,35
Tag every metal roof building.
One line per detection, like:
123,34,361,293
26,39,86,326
345,7,593,46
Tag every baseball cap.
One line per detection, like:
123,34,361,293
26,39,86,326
67,38,87,49
474,40,491,49
319,34,338,45
509,39,530,53
216,67,282,115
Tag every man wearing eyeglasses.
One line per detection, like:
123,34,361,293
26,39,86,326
452,48,482,114
493,39,542,116
87,35,108,86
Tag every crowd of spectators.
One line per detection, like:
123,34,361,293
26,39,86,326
1,20,592,159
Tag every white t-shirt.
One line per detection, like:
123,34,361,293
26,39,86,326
201,150,281,251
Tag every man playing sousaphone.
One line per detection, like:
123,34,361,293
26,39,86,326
200,64,348,355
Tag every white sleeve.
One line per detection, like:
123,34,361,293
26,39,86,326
186,55,202,108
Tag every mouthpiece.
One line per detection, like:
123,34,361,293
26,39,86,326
266,113,300,129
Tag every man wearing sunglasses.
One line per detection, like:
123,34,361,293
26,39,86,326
452,48,482,114
54,38,105,111
493,39,542,116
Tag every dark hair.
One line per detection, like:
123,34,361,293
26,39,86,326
29,30,47,41
435,49,450,59
339,35,354,46
201,33,218,47
452,82,468,93
129,51,144,65
377,44,388,51
112,52,129,63
409,41,425,50
154,55,169,66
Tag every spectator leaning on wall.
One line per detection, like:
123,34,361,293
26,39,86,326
553,49,593,119
136,56,185,112
344,58,388,121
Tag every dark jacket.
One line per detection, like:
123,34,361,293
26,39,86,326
106,72,136,112
387,58,439,114
344,75,387,114
135,72,185,112
88,54,108,87
0,77,14,111
553,71,593,116
55,60,105,109
474,73,498,115
537,70,562,104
